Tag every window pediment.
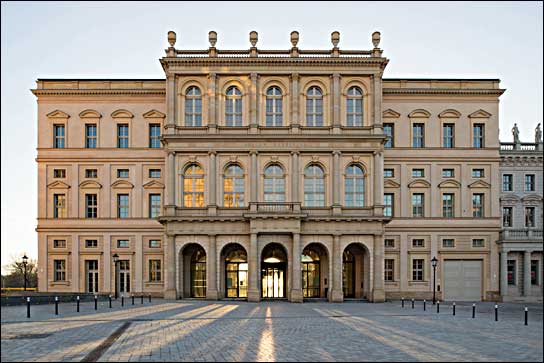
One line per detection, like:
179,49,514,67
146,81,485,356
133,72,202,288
382,109,401,118
500,194,520,204
111,109,134,118
46,110,70,119
79,109,102,118
408,179,431,188
79,180,102,189
408,109,431,118
384,179,400,188
438,179,461,188
143,180,165,189
143,110,166,118
438,109,461,118
47,180,71,189
521,194,543,203
111,180,134,189
468,109,492,118
468,180,491,188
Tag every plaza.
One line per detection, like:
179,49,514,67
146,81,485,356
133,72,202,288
1,299,542,362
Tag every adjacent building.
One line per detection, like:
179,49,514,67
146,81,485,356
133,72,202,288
34,30,507,302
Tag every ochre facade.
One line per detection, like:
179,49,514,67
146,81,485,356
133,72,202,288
34,31,506,302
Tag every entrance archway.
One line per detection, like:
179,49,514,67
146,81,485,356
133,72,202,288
181,243,207,298
301,243,329,298
342,243,370,299
261,243,287,298
221,243,248,298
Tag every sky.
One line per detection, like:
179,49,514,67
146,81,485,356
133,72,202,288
1,1,542,272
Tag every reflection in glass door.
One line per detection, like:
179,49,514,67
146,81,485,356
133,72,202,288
302,262,320,297
86,260,99,293
343,250,355,298
119,260,130,294
226,262,248,298
190,248,207,298
261,267,285,298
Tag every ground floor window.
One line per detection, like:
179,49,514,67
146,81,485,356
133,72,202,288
54,259,66,281
507,260,516,285
531,260,539,285
86,260,99,293
225,247,248,298
384,259,394,282
191,248,206,298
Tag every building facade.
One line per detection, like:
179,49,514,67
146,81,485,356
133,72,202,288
498,128,543,302
35,31,506,302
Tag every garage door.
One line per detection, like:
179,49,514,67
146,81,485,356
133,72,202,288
444,260,482,301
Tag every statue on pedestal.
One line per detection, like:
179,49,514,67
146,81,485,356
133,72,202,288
536,123,542,144
512,123,520,144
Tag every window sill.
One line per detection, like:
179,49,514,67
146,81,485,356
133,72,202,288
144,281,164,285
50,281,70,286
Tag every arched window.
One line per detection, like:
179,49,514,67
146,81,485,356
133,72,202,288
183,164,204,207
225,86,242,126
266,86,283,126
264,164,286,202
304,164,325,207
345,164,365,207
185,86,202,126
306,86,323,126
346,86,363,127
224,164,244,207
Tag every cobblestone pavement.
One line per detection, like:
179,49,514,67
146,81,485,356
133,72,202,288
1,299,542,362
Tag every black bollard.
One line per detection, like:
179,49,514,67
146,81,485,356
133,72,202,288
149,294,151,303
472,303,475,318
423,299,426,311
411,299,414,309
495,304,498,321
76,296,80,312
94,295,98,310
437,300,440,314
401,297,404,308
109,295,112,308
55,296,59,315
524,307,528,326
453,302,456,316
132,294,134,305
26,297,31,318
141,295,144,304
121,296,124,307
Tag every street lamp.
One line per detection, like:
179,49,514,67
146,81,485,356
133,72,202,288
22,254,28,292
112,253,120,299
431,256,438,305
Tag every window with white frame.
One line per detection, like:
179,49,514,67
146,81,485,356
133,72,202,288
525,207,536,227
149,124,161,148
306,86,323,126
85,194,97,218
525,174,535,192
53,124,65,148
412,124,425,148
442,193,454,217
384,259,394,281
54,260,66,281
346,86,363,127
185,86,202,126
412,193,424,217
265,86,283,126
264,164,286,202
117,240,129,248
384,168,394,178
149,194,161,218
225,86,242,126
443,123,455,148
442,239,455,248
85,169,97,178
117,124,129,148
472,193,484,217
442,169,454,178
383,123,394,148
149,260,162,282
53,239,66,248
412,259,424,281
117,194,129,218
304,164,325,207
384,193,394,217
412,239,425,247
502,207,513,227
223,164,244,207
85,124,97,148
149,169,161,178
183,164,204,207
503,174,513,191
472,239,484,247
473,124,484,148
54,169,66,178
85,239,98,248
344,164,365,207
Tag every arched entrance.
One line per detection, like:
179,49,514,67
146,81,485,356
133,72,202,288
261,243,287,299
302,243,329,298
181,244,206,298
221,243,248,298
343,243,370,299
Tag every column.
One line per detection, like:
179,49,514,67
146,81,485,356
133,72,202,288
72,236,79,292
248,233,260,302
167,152,175,204
290,73,300,132
164,234,176,299
372,234,385,302
250,73,258,133
399,234,408,292
71,164,79,218
373,72,383,133
500,251,508,299
135,234,143,293
331,234,343,302
103,233,111,292
250,151,258,211
290,233,303,302
332,73,341,132
290,151,300,212
524,251,531,297
166,74,176,134
332,151,341,214
208,72,217,132
208,151,217,215
207,235,219,299
373,151,384,215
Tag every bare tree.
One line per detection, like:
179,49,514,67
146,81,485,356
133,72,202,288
1,254,38,288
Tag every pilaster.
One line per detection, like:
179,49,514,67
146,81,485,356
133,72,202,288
208,151,217,215
523,251,531,296
164,234,176,299
332,73,341,133
72,235,79,292
373,151,384,215
250,73,259,133
372,234,385,302
332,151,342,214
290,73,300,133
135,234,143,293
250,151,258,211
248,233,260,302
103,233,111,292
290,151,300,212
165,152,176,215
331,234,343,302
500,251,508,298
165,74,176,134
290,233,303,302
208,72,217,133
207,234,219,300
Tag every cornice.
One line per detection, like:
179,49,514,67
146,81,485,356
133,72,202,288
383,88,505,96
31,89,166,96
161,57,388,68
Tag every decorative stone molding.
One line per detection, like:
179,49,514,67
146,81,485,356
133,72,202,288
438,179,461,188
384,180,400,188
79,180,102,189
408,109,431,118
47,181,71,189
46,110,70,119
468,180,491,188
143,110,166,118
78,109,102,118
143,180,165,189
383,89,505,96
110,180,134,189
468,109,492,118
408,179,431,188
382,109,400,118
111,109,134,118
438,109,461,118
32,89,165,96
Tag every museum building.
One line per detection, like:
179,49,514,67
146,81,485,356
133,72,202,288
34,30,510,302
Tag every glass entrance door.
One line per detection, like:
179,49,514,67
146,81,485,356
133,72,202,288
302,262,320,297
261,265,285,298
226,262,248,298
86,260,99,293
119,260,130,294
343,250,355,298
191,261,206,297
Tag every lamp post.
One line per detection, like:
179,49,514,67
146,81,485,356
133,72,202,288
431,256,438,305
22,254,28,292
113,253,119,299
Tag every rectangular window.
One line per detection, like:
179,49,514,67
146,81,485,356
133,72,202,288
149,240,161,248
472,169,484,178
412,169,424,178
442,169,454,178
502,207,513,227
149,194,161,218
472,194,484,218
442,239,455,248
525,207,535,227
525,174,535,192
384,193,394,217
149,169,161,178
149,260,162,282
473,124,484,148
507,260,516,285
53,194,67,218
502,174,513,191
443,123,455,148
384,259,394,282
85,169,97,178
384,169,394,178
412,239,425,248
53,169,66,178
53,239,66,248
412,259,424,281
85,194,97,218
442,193,455,218
85,124,97,148
85,239,98,248
531,260,539,285
117,194,129,218
149,124,161,148
412,123,425,148
53,124,65,148
412,193,424,217
117,124,129,148
472,239,484,247
383,123,394,148
117,169,129,178
384,239,395,248
117,240,129,248
54,260,66,281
